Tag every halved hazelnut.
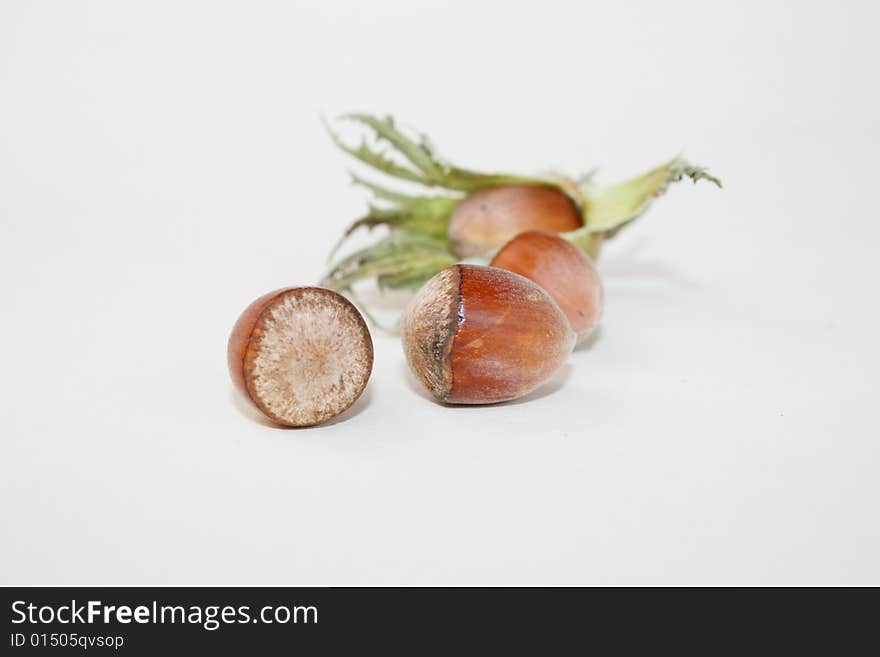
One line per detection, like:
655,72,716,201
228,287,373,427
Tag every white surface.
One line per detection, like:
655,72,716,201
1,0,878,585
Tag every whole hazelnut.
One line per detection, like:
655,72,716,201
491,230,603,344
401,264,575,404
447,185,582,257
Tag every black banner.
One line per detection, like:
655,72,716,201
1,587,873,653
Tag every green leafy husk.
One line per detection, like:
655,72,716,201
321,231,457,292
322,113,721,304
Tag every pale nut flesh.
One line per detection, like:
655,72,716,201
228,287,373,427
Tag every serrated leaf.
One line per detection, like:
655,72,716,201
324,118,426,184
321,232,457,292
582,156,722,234
343,114,442,179
327,175,462,260
330,113,554,192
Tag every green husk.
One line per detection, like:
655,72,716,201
322,113,721,303
321,231,457,292
326,174,459,261
325,114,548,192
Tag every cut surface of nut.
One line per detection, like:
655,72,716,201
229,287,372,427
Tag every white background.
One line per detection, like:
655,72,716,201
2,0,878,585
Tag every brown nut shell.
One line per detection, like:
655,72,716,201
401,265,575,404
490,230,603,344
447,185,582,258
228,287,373,427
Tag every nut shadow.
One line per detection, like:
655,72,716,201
502,363,573,406
600,237,700,287
574,326,602,353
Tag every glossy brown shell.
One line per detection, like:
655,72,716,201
447,185,582,257
491,230,603,344
402,265,575,404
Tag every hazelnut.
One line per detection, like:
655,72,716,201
228,287,373,426
402,265,575,404
491,230,603,344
